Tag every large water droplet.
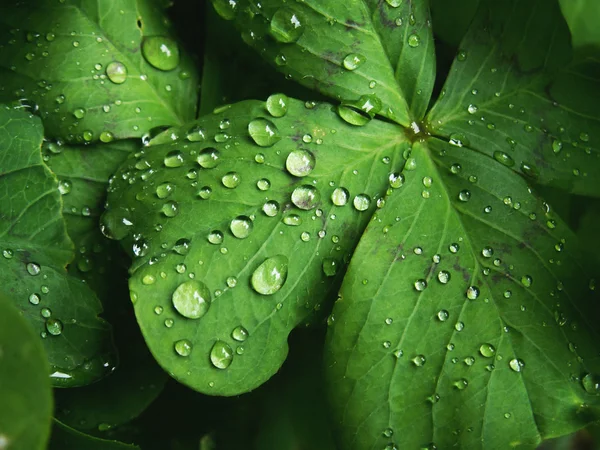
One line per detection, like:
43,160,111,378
269,7,304,43
251,255,289,295
437,270,450,284
353,194,371,211
171,280,211,319
230,216,253,239
106,61,127,84
338,95,382,126
248,118,281,147
389,172,405,188
26,262,41,276
466,286,480,300
156,182,175,199
164,150,184,168
141,36,180,71
582,373,600,395
262,200,280,217
414,279,427,291
197,148,221,168
291,185,320,210
331,187,349,206
266,93,288,117
286,150,315,177
46,318,63,336
210,340,234,369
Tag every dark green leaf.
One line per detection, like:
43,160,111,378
44,140,134,303
427,0,600,197
103,97,408,395
324,138,600,450
0,0,199,143
0,106,115,387
430,0,479,48
0,294,53,450
559,0,600,49
364,0,436,119
210,0,417,125
49,420,139,450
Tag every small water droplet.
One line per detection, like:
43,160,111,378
412,355,426,366
222,172,241,188
262,200,280,217
466,286,480,300
509,358,525,372
164,150,184,168
174,339,193,357
232,326,249,342
343,53,366,70
493,151,515,167
437,270,450,284
322,258,338,277
458,190,471,202
353,194,371,211
414,279,427,291
437,310,449,321
26,262,41,276
479,343,496,358
266,93,289,117
161,200,179,218
46,318,63,336
407,33,421,47
331,187,349,206
197,148,221,168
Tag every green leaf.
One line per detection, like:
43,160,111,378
210,0,417,125
0,294,53,450
49,420,139,450
324,138,600,450
430,0,479,48
44,140,134,303
427,0,600,197
0,0,199,143
363,0,436,119
559,0,600,49
0,105,115,387
103,97,409,395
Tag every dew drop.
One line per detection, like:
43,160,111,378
437,310,449,321
197,148,221,168
161,200,179,218
493,151,515,167
230,216,253,239
582,373,600,395
286,150,315,177
389,172,405,188
322,258,338,277
437,270,450,284
26,262,41,276
172,280,211,319
509,358,525,372
232,326,249,342
262,200,280,217
266,93,289,117
343,53,366,70
269,7,304,43
412,355,426,366
222,172,241,188
414,279,427,291
331,187,349,206
458,190,471,202
479,343,496,358
141,36,180,71
251,255,289,295
291,185,320,210
46,318,63,336
248,118,281,147
353,194,371,211
106,61,127,84
466,286,480,300
174,339,193,357
164,150,184,168
210,340,234,369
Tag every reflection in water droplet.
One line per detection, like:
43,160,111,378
164,150,184,168
171,280,211,319
197,148,221,168
466,286,480,300
26,262,41,276
230,216,253,239
46,318,63,336
248,118,281,147
509,358,524,372
266,93,288,117
414,279,427,292
412,355,426,366
222,172,241,188
353,194,371,211
582,373,600,395
141,36,180,71
291,185,320,210
210,340,234,369
270,7,304,43
286,150,315,177
232,326,249,342
262,200,280,217
322,258,338,277
331,187,349,206
479,343,496,358
251,255,289,295
493,151,515,167
437,270,450,284
343,53,366,71
389,172,405,188
437,310,449,321
106,61,127,84
174,339,193,357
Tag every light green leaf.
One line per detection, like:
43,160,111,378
0,0,198,143
0,294,53,450
364,0,436,119
103,97,409,395
324,138,600,450
210,0,416,126
49,420,139,450
427,0,600,197
559,0,600,49
0,106,115,387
